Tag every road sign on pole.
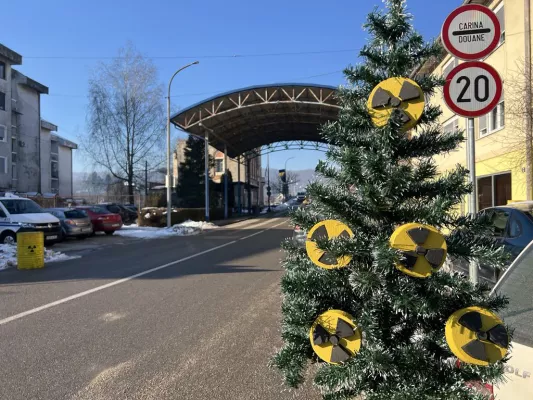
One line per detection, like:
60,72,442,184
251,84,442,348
444,61,503,118
441,4,501,61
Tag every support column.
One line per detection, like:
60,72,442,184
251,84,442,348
224,144,228,219
467,117,478,284
237,155,241,214
247,157,252,214
204,131,210,222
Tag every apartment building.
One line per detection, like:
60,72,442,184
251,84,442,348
173,138,264,208
417,0,532,214
0,43,77,197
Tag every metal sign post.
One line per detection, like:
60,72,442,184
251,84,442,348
441,4,501,285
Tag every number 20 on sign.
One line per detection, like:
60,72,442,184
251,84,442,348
444,61,502,118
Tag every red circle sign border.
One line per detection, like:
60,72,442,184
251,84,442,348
444,61,503,118
441,4,501,60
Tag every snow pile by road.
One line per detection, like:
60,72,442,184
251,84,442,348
0,245,80,272
115,219,219,239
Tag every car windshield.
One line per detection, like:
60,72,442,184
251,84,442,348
493,242,533,347
65,210,87,218
1,199,43,214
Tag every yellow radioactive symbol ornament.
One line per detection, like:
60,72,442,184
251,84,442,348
367,77,425,131
389,223,447,278
306,220,354,269
445,307,509,366
309,310,362,364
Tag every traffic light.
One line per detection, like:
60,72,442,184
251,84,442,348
279,169,286,183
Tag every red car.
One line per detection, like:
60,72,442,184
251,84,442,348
76,206,123,235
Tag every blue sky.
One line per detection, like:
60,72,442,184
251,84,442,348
2,0,461,173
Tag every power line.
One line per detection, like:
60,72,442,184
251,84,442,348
24,48,359,60
46,70,344,100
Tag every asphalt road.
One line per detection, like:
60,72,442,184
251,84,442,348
0,216,319,400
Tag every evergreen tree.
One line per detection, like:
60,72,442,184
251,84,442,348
273,1,510,399
176,135,207,207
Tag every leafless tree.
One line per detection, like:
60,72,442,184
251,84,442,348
496,58,533,197
271,171,299,195
83,43,165,204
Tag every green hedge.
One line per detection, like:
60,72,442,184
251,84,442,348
139,207,231,227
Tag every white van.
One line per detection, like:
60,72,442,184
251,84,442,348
0,196,62,243
491,241,533,398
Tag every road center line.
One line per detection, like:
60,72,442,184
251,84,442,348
0,219,288,326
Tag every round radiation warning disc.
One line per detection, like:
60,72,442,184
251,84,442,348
309,309,362,364
306,220,354,269
445,306,509,366
389,223,447,279
367,77,425,131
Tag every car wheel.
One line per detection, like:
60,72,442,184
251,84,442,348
105,231,115,236
0,231,16,245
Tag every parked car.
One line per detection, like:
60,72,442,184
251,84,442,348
296,192,306,202
76,206,123,235
0,222,38,245
0,196,61,244
490,240,533,399
99,203,137,225
45,208,93,239
452,202,533,285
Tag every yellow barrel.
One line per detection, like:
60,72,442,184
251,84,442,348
17,232,45,270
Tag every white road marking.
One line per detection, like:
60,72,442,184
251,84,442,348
0,219,288,326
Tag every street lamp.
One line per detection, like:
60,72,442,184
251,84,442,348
166,61,199,228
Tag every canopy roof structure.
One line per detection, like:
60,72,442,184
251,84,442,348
170,83,340,158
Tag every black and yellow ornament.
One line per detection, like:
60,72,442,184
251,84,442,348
306,220,354,269
309,310,362,364
445,307,509,366
389,223,447,278
367,77,425,131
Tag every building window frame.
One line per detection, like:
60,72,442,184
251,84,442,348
11,162,16,181
0,125,6,143
479,100,505,138
51,160,59,180
477,171,512,211
0,61,5,80
214,158,224,174
0,156,7,174
443,116,459,135
0,92,5,111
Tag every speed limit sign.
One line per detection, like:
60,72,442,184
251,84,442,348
444,61,502,118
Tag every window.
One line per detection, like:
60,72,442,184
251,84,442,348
443,118,459,135
107,205,121,214
0,61,5,80
495,3,505,44
477,172,512,210
508,217,522,238
51,140,59,154
0,156,6,174
51,179,59,192
489,209,509,237
442,58,457,79
65,209,87,218
215,158,224,173
11,164,16,180
479,99,504,137
51,160,59,179
0,125,5,142
11,137,16,163
0,92,5,111
0,199,43,214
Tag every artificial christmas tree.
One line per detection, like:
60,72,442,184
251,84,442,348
273,1,511,399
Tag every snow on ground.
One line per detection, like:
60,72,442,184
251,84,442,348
114,219,219,239
0,245,80,272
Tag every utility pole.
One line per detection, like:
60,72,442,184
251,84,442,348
145,160,148,196
267,153,271,212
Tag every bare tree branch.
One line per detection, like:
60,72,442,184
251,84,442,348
82,43,165,203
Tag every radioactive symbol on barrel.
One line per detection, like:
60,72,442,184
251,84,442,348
445,307,509,366
309,310,362,364
389,223,447,278
367,77,425,131
305,220,354,269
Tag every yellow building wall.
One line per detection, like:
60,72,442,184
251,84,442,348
429,0,531,214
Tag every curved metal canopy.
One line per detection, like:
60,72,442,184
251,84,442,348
170,83,339,158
